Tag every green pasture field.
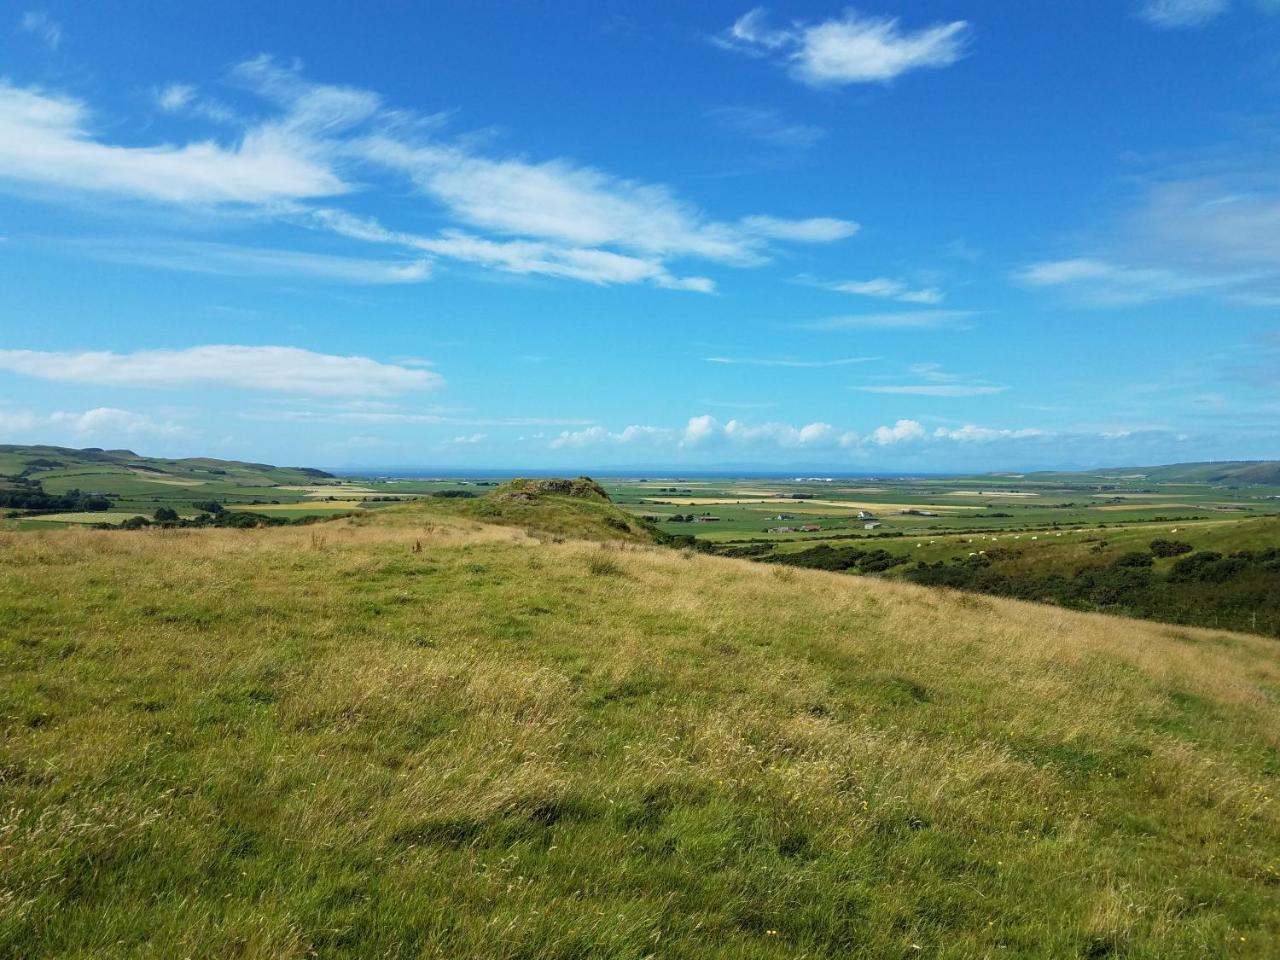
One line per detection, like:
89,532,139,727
605,473,1280,544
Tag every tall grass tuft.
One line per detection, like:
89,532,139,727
586,548,624,577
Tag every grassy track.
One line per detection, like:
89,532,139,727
1,500,1278,958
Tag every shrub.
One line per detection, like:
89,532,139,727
1150,539,1193,557
1113,551,1154,568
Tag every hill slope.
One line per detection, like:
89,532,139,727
0,443,335,488
1032,460,1280,486
1,498,1278,958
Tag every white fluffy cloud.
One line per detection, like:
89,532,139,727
719,8,970,86
870,419,926,445
0,346,442,396
544,413,1059,454
551,415,849,451
1,406,183,440
933,425,1046,442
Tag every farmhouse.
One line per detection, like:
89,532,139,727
767,526,795,533
864,521,883,530
800,524,822,532
856,510,876,520
694,516,721,523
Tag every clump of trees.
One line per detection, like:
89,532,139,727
763,544,908,575
0,476,111,514
104,511,331,531
902,546,1280,637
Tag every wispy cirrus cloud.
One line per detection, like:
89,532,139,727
0,345,442,396
1137,0,1229,29
0,55,859,292
81,238,432,284
1016,257,1256,305
858,384,1007,397
706,355,876,368
801,310,975,331
855,362,1006,397
807,275,943,304
18,11,61,50
706,105,825,151
0,79,350,204
716,7,971,86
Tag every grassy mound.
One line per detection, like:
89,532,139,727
1,508,1278,958
490,476,612,503
421,476,660,543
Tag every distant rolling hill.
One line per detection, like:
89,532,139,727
0,443,335,488
1023,460,1280,486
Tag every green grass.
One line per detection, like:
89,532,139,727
1,496,1278,958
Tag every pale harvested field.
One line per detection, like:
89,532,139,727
239,500,366,511
28,511,196,524
125,470,204,486
943,490,1041,498
277,484,378,495
1097,502,1189,511
650,497,967,512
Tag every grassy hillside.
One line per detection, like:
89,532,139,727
0,444,335,487
2,496,1278,958
758,516,1280,637
0,445,405,528
1039,461,1280,486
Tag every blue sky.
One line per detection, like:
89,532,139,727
2,0,1279,471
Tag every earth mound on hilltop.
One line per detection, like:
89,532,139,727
491,476,611,503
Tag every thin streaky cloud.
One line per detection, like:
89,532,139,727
19,11,61,50
706,106,825,151
855,384,1008,397
706,355,877,368
801,310,976,331
1137,0,1229,29
0,346,442,396
811,276,944,305
77,238,432,285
